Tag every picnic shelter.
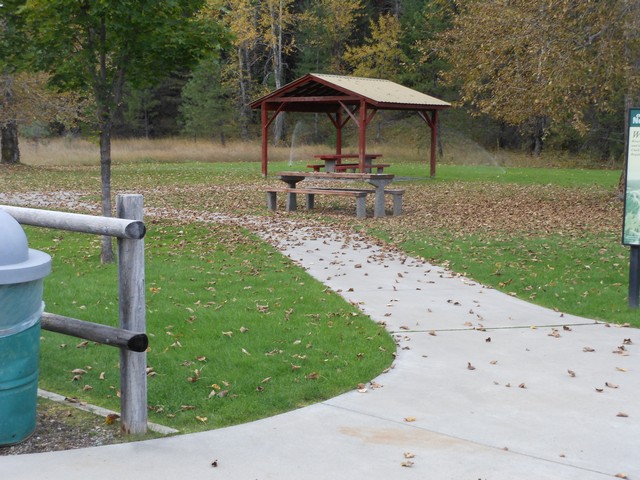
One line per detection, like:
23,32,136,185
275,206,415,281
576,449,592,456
250,73,451,176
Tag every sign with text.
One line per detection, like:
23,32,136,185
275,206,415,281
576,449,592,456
622,108,640,245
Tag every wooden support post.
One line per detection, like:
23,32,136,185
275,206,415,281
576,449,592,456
359,100,367,173
261,103,269,177
430,110,438,178
116,194,147,435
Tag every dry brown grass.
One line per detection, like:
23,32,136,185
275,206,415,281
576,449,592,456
19,137,329,166
18,135,604,169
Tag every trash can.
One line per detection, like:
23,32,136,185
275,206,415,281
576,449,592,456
0,209,51,445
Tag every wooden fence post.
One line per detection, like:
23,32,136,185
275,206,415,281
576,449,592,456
116,194,147,435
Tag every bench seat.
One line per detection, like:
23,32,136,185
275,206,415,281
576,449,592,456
265,187,403,217
334,163,390,173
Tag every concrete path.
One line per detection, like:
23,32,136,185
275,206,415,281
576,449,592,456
1,215,638,480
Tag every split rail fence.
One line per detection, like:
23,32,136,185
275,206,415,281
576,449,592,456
1,194,148,435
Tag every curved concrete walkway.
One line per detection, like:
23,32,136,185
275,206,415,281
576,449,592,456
1,215,638,479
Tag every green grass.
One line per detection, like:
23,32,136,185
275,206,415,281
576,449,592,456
392,229,633,325
28,222,395,433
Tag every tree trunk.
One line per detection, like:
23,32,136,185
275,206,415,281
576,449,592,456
0,121,20,164
100,125,114,263
529,116,548,156
237,46,251,141
270,0,285,145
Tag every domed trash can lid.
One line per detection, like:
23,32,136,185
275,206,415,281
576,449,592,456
0,209,51,284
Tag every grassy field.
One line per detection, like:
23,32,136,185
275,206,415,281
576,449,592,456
0,136,634,434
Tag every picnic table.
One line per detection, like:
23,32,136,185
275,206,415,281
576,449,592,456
308,153,388,173
266,171,402,218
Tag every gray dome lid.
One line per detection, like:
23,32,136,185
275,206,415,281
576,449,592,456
0,209,51,284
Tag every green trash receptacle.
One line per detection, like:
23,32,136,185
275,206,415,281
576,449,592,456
0,209,51,446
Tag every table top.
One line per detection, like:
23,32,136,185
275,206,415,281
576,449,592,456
277,171,394,181
313,153,382,160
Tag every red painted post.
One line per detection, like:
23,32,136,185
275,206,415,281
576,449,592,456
359,100,367,173
261,103,269,177
430,110,438,178
336,110,342,155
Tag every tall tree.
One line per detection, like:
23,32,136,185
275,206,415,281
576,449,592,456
223,0,264,140
296,0,364,75
260,0,296,144
436,0,638,155
180,57,233,144
0,72,80,164
24,0,227,262
343,13,407,80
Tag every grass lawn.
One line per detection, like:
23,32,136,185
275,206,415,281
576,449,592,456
26,222,395,433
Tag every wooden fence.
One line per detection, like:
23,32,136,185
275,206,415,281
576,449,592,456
1,194,148,435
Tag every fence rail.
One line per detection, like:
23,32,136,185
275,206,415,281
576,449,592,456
41,312,148,352
0,194,148,435
0,204,146,239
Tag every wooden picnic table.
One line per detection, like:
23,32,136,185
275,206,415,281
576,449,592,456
309,153,385,173
276,171,397,217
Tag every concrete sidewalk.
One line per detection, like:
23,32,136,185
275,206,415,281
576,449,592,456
1,219,638,479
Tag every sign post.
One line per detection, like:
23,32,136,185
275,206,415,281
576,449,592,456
622,108,640,307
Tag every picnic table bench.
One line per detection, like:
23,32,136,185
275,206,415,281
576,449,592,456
265,171,403,218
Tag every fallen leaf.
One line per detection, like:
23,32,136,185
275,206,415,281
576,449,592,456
82,385,93,391
241,348,251,355
623,338,632,345
518,383,526,389
616,412,629,418
595,387,604,393
71,369,87,375
616,367,628,372
240,326,249,333
261,376,272,384
211,460,218,468
583,347,595,352
222,331,233,337
485,337,491,343
400,461,414,468
567,370,576,377
99,371,106,380
614,474,628,479
467,362,476,370
403,452,415,459
105,414,120,425
195,416,208,423
404,417,416,422
605,382,619,389
306,372,320,380
76,341,89,349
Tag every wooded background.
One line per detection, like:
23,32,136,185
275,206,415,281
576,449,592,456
2,0,639,163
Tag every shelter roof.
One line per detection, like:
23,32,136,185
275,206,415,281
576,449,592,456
250,73,450,112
